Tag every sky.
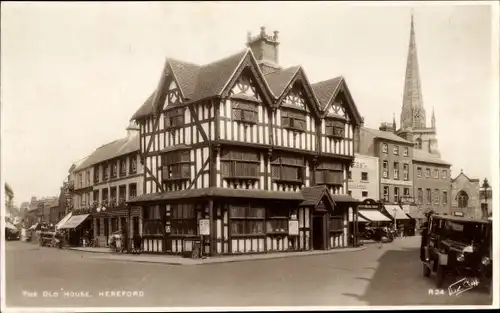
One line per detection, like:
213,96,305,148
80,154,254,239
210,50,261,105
1,2,498,206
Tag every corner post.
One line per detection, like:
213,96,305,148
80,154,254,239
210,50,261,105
209,199,215,256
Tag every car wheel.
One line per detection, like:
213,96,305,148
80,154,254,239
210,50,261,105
436,264,445,288
423,263,431,277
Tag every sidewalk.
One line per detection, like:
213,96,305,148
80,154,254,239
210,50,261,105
70,246,367,266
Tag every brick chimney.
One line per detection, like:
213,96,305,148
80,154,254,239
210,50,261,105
247,26,281,74
379,122,396,133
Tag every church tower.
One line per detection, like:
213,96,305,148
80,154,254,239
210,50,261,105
396,14,441,157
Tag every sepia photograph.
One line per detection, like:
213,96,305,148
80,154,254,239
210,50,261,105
1,1,498,311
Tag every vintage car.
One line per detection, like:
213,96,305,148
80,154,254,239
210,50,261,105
420,214,492,291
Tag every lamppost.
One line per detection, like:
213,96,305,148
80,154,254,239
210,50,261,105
481,178,490,219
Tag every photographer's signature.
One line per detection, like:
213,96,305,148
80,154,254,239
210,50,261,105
448,277,480,296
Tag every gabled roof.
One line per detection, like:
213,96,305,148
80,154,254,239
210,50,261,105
264,66,300,98
362,127,412,145
312,77,363,125
413,149,450,166
311,76,343,110
301,186,334,207
74,133,139,171
131,50,249,121
452,171,480,183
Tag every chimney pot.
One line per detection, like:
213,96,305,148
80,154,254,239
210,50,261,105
273,30,279,41
260,26,266,37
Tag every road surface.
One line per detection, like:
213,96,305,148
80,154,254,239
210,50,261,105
3,236,493,308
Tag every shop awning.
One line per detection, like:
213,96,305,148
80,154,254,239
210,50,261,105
407,212,426,220
58,214,90,229
5,221,17,231
384,205,410,220
28,223,39,230
55,212,73,229
357,215,370,223
358,209,391,222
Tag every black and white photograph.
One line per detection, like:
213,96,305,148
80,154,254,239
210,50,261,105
1,1,498,311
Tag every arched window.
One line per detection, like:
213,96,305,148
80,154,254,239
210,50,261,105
415,138,422,149
456,191,469,208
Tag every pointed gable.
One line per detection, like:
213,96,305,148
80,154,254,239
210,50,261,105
312,77,362,126
276,67,321,117
264,66,300,99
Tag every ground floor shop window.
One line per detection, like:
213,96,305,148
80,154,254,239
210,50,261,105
143,205,163,236
230,204,265,235
266,205,289,234
171,204,196,235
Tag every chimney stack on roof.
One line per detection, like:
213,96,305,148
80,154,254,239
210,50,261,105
379,122,396,133
246,26,281,74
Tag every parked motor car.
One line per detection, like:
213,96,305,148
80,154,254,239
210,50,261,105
420,214,492,292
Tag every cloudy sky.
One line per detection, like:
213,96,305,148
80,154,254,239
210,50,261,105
1,2,497,205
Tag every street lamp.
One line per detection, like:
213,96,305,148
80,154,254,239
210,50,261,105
481,178,490,219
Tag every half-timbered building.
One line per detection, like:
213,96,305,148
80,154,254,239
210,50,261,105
129,27,363,255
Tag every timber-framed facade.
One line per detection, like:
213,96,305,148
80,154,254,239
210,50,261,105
129,27,364,255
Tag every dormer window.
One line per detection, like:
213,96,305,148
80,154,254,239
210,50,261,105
164,108,184,130
325,119,345,138
281,110,306,132
232,101,258,124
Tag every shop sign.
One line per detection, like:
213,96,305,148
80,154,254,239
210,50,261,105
288,220,299,235
199,219,210,235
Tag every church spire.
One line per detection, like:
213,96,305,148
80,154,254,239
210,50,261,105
400,13,426,130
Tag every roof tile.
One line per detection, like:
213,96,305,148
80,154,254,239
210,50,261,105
311,77,343,110
362,127,412,144
264,66,300,98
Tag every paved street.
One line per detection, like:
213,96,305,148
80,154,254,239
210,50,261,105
4,237,493,308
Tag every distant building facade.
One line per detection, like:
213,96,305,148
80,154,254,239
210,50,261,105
451,171,486,219
348,153,379,202
412,149,452,216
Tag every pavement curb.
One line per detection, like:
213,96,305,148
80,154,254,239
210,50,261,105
84,246,367,266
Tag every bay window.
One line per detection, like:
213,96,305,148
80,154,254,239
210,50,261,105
164,108,184,129
325,119,345,138
271,154,304,183
163,149,191,181
315,162,343,185
221,149,260,179
232,100,258,124
281,110,306,132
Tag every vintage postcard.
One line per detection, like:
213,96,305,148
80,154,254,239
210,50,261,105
1,1,498,312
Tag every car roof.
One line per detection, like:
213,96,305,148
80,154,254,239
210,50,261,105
431,214,491,224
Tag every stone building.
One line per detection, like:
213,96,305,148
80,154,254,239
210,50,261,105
347,153,379,202
451,170,481,218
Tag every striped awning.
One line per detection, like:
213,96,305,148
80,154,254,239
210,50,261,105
358,209,391,222
59,214,90,229
384,205,410,220
55,212,72,229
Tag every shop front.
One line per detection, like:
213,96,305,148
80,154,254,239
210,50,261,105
91,202,141,248
355,199,392,234
58,210,92,246
128,186,359,256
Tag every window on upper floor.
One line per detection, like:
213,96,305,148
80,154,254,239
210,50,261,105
382,143,388,153
86,170,91,186
348,190,353,196
315,162,343,186
103,164,109,181
417,188,423,204
382,161,388,178
164,108,184,130
362,191,368,198
221,149,260,179
417,167,422,177
163,149,191,181
119,159,127,177
442,170,447,179
94,166,100,184
434,169,439,179
425,168,430,178
457,191,469,208
403,188,410,197
393,146,399,155
232,101,258,124
93,190,99,204
442,191,448,205
130,156,137,174
403,147,409,156
281,110,306,132
403,164,409,181
111,163,117,179
347,171,352,180
394,187,399,203
119,185,126,205
129,183,137,199
361,172,368,181
393,162,399,180
272,153,305,183
78,173,83,188
325,119,345,138
383,186,389,202
426,189,432,204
